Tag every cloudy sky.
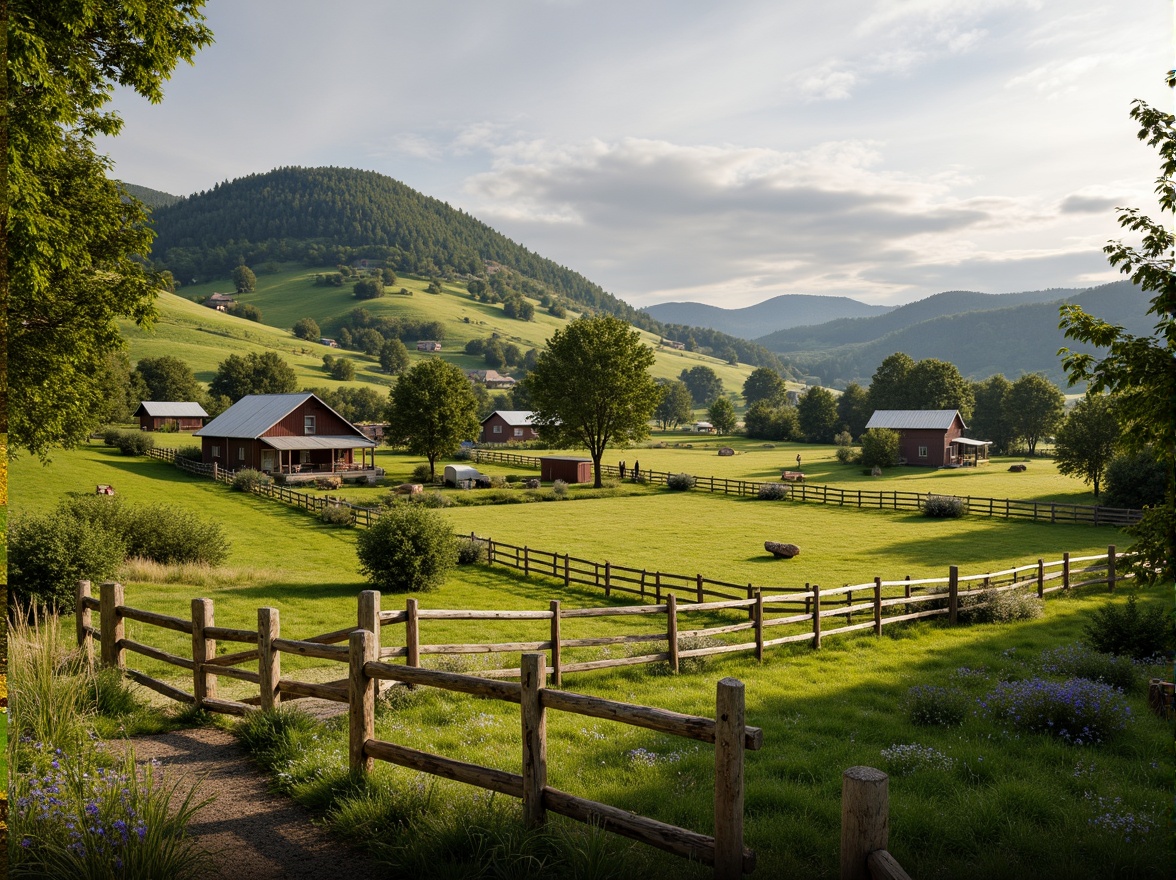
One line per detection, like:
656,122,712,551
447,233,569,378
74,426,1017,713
101,1,1173,308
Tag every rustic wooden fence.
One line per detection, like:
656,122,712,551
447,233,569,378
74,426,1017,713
76,582,763,877
469,450,1143,527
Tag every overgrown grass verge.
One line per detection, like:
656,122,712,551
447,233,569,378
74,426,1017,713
8,609,214,878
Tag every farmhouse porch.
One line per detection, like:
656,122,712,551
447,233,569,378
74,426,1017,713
260,436,382,483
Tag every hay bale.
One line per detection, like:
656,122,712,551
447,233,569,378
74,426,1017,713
764,541,800,558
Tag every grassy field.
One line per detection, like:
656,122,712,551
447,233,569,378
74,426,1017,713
166,266,762,395
10,446,1171,878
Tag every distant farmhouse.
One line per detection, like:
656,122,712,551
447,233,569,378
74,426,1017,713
416,340,442,352
480,410,539,444
134,401,208,432
319,337,338,348
466,369,517,389
204,292,236,311
864,410,991,467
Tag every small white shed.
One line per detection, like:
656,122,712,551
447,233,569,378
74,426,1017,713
443,464,481,488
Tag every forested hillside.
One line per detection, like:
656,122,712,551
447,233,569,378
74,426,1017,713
120,182,181,208
775,280,1153,386
645,294,891,338
146,166,786,371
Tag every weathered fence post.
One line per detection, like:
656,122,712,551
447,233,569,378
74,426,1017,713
640,569,647,600
212,461,218,481
405,598,420,668
563,554,570,588
697,573,704,604
948,566,959,625
604,561,612,597
76,580,94,665
258,607,281,711
714,678,746,880
846,589,853,625
524,546,530,578
655,572,662,605
100,581,126,670
549,600,562,687
191,598,217,707
1037,559,1045,599
873,577,882,636
904,576,911,616
840,766,890,880
667,593,679,674
747,584,755,621
487,538,495,566
521,653,548,829
1107,545,1116,592
1063,552,1071,590
358,590,380,636
348,628,377,774
754,591,764,662
812,584,822,649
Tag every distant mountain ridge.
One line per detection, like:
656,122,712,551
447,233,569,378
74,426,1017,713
765,281,1152,386
119,182,181,209
643,294,891,338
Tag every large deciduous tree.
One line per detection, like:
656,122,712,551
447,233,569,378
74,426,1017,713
742,367,787,407
797,386,840,443
678,365,724,406
655,379,693,431
209,352,298,402
867,352,917,414
9,1,212,454
908,358,974,420
134,355,203,403
525,315,661,487
378,338,410,375
1006,373,1065,455
707,397,737,434
385,358,480,480
836,382,871,439
1059,85,1176,583
7,1,213,457
1053,394,1120,497
970,375,1017,453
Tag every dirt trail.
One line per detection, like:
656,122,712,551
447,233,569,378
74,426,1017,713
120,726,391,879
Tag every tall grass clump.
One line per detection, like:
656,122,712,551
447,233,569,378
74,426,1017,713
1083,593,1174,660
9,608,95,747
981,678,1132,744
958,588,1043,623
904,685,969,727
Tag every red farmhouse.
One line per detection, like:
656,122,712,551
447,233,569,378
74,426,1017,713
480,410,539,444
134,401,208,432
195,393,380,482
864,410,991,468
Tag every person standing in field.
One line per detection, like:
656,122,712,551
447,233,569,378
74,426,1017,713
619,461,626,479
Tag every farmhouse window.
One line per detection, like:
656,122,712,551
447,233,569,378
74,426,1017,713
918,446,928,458
238,447,245,462
305,415,316,435
211,445,220,458
514,428,523,437
493,425,502,434
300,450,311,464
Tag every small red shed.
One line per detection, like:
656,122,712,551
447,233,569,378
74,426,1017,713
134,401,208,432
539,456,592,484
865,409,978,467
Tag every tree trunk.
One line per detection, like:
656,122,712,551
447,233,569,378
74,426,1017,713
592,452,603,488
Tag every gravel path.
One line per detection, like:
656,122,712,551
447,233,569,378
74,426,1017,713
120,726,391,879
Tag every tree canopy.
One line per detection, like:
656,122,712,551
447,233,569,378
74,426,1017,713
742,367,787,407
797,386,840,443
970,375,1017,453
678,365,724,407
134,355,203,403
209,352,298,402
7,0,212,456
385,358,480,480
707,397,737,434
1053,394,1120,497
525,315,661,487
1006,374,1065,456
655,380,693,431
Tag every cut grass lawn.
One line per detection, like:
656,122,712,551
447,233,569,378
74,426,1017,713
10,445,1171,878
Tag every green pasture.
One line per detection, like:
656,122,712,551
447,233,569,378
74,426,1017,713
9,445,1171,877
172,267,759,391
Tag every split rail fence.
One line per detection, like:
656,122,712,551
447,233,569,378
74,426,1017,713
469,450,1142,527
76,582,762,877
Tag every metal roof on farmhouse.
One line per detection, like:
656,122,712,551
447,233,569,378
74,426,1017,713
195,393,369,441
481,410,536,426
134,401,208,418
865,410,965,431
262,435,374,450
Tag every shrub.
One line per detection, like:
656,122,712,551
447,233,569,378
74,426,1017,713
320,504,355,527
174,445,204,462
232,468,272,492
413,490,453,509
452,447,474,461
355,504,457,593
981,677,1132,743
859,428,900,468
113,430,154,456
551,479,569,499
835,445,857,465
1083,593,1174,660
666,472,695,491
456,538,486,565
958,588,1043,623
1039,643,1138,692
119,504,231,566
102,427,123,446
834,429,853,447
758,482,789,501
411,463,435,483
10,510,126,611
1101,449,1167,509
923,494,966,518
904,685,969,727
505,474,521,483
489,475,508,489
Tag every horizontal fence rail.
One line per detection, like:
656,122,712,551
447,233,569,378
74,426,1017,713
469,450,1142,527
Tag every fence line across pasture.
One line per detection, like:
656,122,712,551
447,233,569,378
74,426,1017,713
468,450,1143,526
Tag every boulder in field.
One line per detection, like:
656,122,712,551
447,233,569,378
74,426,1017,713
765,541,800,558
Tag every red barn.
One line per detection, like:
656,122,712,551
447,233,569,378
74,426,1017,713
539,456,592,484
480,410,539,444
865,410,990,467
134,401,208,432
195,393,378,480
